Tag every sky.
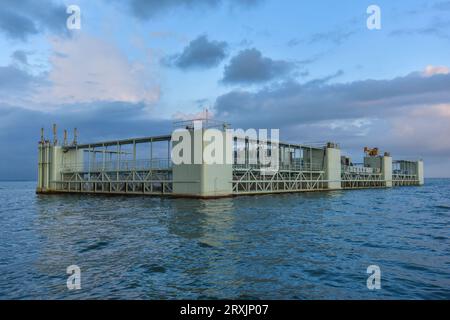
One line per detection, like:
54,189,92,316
0,0,450,179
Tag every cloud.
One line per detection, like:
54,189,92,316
308,29,356,45
32,34,160,107
120,0,263,20
423,65,450,77
11,50,31,65
287,20,358,48
213,68,450,176
0,52,46,105
215,69,450,128
0,102,171,180
0,34,160,110
386,104,450,172
0,65,36,93
163,35,228,69
390,17,450,40
302,70,344,86
0,0,67,41
222,48,295,84
0,64,45,105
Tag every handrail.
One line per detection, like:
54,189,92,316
61,158,171,172
342,165,381,174
233,163,324,172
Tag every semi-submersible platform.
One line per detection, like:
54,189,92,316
36,119,424,198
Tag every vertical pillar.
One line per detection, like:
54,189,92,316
117,142,120,181
117,142,120,170
167,139,170,168
38,143,42,191
325,144,341,190
46,142,50,191
37,142,65,192
88,146,92,179
150,139,153,167
416,160,424,185
382,156,393,187
50,146,62,190
103,144,106,171
37,143,43,193
172,126,232,198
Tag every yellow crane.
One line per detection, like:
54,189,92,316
364,147,379,157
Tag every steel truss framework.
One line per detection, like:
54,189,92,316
392,174,418,187
341,171,385,189
54,168,172,195
53,168,420,196
232,167,326,194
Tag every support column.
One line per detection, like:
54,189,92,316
325,143,341,190
172,125,233,198
50,146,63,190
37,143,66,193
382,155,393,187
416,160,424,185
36,143,44,193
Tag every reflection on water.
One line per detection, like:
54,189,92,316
0,180,449,299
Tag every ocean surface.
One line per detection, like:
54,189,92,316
0,179,449,300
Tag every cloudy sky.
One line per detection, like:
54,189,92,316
0,0,450,179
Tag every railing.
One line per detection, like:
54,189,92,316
61,158,171,173
233,162,324,172
342,165,381,174
392,173,418,180
393,169,416,175
173,118,228,130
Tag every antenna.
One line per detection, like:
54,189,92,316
40,128,44,143
53,124,58,146
63,129,68,146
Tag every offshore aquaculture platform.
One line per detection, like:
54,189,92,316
36,120,424,198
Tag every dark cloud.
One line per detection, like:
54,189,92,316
11,50,30,65
222,48,295,84
163,35,228,69
0,65,38,93
302,70,344,86
0,61,47,103
215,71,450,128
286,38,301,47
0,102,171,180
214,71,450,177
0,10,38,40
122,0,263,20
0,0,67,41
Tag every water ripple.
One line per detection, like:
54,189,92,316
0,179,449,299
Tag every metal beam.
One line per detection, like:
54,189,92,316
63,134,172,150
